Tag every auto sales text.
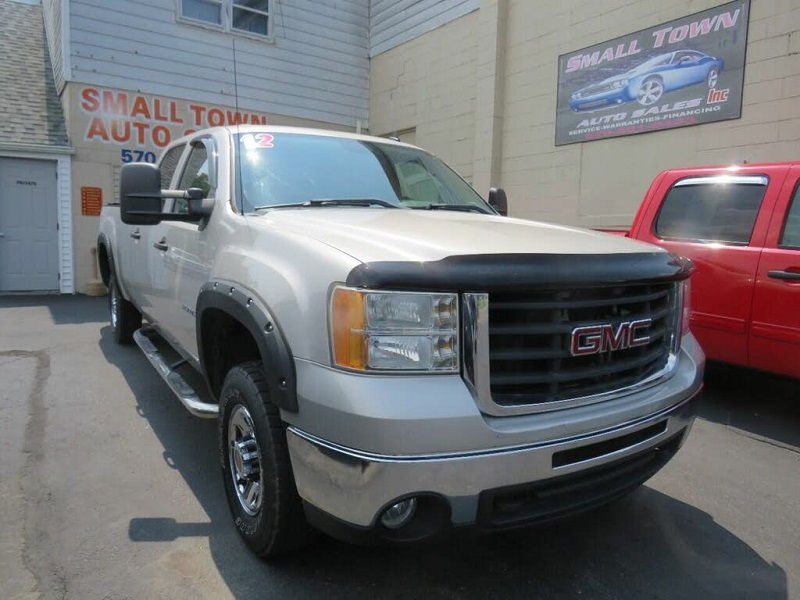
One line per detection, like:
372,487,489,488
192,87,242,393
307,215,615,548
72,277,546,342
569,97,723,136
80,86,269,148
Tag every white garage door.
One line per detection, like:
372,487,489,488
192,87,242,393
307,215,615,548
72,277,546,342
0,158,59,292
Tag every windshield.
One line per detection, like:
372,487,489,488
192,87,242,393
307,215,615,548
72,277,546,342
629,53,672,73
236,132,491,212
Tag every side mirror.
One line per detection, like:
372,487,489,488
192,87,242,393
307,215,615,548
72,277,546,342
488,187,508,216
187,189,214,219
120,164,211,225
120,163,162,225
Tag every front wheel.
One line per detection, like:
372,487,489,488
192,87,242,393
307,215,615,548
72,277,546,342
707,68,719,89
219,361,312,558
108,273,141,344
637,77,664,106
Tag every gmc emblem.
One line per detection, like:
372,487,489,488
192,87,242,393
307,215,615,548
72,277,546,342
570,319,653,357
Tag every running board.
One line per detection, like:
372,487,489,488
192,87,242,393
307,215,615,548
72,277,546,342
133,327,218,418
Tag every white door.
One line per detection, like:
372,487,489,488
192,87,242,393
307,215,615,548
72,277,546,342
159,139,217,357
0,158,59,291
130,144,186,318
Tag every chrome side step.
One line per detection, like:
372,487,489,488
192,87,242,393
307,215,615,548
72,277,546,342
133,327,218,418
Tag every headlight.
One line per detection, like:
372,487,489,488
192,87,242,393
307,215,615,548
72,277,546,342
612,79,628,89
330,287,459,372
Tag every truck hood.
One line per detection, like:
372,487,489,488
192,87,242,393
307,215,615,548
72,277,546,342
251,208,659,263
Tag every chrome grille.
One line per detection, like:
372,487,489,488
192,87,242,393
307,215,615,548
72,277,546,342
487,282,678,407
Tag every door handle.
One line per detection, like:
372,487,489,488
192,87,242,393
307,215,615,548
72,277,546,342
767,270,800,281
0,232,5,238
153,238,168,252
130,230,141,240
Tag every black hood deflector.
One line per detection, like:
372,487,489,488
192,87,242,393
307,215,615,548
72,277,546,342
345,252,692,292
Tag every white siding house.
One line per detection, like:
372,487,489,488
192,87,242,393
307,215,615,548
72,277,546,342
369,0,479,57
28,0,479,293
41,0,69,94
66,0,369,126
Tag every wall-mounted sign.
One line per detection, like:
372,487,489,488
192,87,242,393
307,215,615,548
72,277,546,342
77,86,270,161
80,186,103,216
555,0,750,146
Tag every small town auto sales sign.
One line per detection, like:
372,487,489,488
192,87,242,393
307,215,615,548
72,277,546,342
555,0,750,145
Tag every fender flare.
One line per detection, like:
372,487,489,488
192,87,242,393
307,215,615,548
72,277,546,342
96,233,113,285
196,282,298,412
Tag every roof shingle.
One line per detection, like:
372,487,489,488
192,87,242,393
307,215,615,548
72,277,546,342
0,0,68,147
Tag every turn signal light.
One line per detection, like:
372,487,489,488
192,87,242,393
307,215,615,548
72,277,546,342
330,287,459,372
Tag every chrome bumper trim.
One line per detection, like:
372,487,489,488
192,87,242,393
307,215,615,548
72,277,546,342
286,394,696,528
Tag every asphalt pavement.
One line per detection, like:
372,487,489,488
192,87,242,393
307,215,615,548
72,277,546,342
1,295,798,600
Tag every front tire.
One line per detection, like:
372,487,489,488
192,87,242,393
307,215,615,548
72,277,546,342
108,273,141,344
707,68,719,89
219,361,312,558
636,77,664,106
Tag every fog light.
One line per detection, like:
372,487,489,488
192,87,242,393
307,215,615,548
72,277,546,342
380,497,418,530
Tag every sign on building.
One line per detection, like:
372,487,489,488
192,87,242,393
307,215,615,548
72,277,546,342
80,186,102,216
555,0,750,146
76,86,270,163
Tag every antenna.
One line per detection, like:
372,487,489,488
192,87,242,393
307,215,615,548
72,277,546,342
230,15,245,215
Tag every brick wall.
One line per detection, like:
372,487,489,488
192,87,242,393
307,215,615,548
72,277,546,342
369,11,479,182
502,0,800,227
369,0,800,227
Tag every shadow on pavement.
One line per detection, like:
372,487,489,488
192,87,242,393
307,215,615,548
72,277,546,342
99,327,787,600
0,294,108,325
697,362,800,450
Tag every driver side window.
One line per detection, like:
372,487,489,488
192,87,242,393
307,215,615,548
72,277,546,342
175,142,215,214
781,184,800,248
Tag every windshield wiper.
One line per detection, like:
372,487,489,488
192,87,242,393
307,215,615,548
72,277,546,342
412,203,491,214
254,198,400,210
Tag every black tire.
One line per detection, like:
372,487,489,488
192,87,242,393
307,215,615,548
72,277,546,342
636,76,664,106
108,273,141,344
219,361,313,558
707,67,719,89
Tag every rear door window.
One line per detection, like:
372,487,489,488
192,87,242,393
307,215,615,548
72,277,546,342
655,176,768,245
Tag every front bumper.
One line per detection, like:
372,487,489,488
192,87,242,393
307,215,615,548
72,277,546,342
287,390,697,539
569,87,631,111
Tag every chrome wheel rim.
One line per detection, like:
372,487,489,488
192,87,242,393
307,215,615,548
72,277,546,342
110,284,119,328
708,70,718,88
228,405,263,516
637,80,663,106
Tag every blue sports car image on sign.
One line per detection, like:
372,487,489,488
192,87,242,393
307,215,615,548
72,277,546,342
569,50,724,112
555,0,749,145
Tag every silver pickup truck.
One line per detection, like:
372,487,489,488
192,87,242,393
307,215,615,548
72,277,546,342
97,125,704,558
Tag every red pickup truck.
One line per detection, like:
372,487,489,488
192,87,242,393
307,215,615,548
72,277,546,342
622,161,800,379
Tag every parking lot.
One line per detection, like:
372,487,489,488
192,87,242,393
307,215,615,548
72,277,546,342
1,294,798,600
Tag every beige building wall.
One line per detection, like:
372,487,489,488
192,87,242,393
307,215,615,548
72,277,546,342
369,11,480,183
370,0,800,228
